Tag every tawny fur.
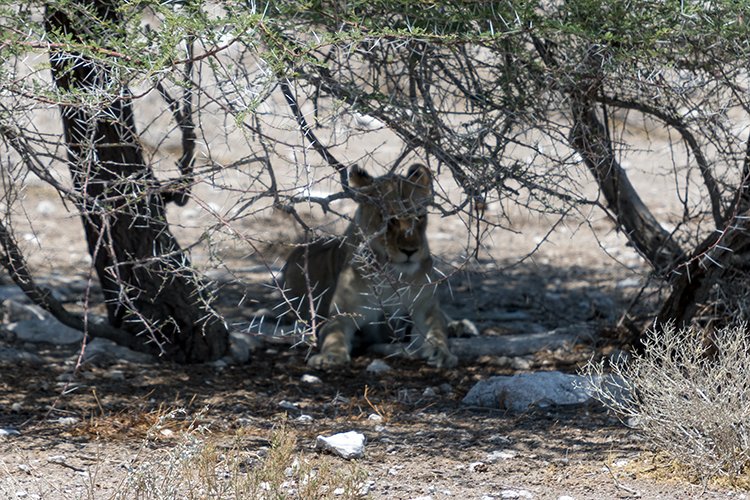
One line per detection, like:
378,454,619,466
282,163,458,370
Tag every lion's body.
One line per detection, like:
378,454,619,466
282,164,458,369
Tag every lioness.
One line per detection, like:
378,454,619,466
282,163,458,370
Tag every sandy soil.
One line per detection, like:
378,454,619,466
0,73,744,497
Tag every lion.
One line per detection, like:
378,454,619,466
282,163,460,370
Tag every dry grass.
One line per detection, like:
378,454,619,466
584,324,750,483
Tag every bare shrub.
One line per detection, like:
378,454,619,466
584,324,750,480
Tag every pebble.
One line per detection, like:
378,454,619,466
0,428,20,438
301,374,322,385
278,400,299,411
469,461,488,472
367,413,383,422
366,359,392,374
315,431,366,459
422,387,438,398
487,449,518,462
56,417,79,426
296,414,314,423
501,490,533,499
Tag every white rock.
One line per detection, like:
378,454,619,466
0,428,20,438
56,417,79,426
301,374,322,385
487,449,518,462
367,413,383,422
315,431,366,459
558,496,576,500
36,200,56,215
462,371,625,412
501,490,533,499
296,414,313,423
228,331,261,363
366,359,392,374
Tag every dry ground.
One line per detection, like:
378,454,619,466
1,177,748,499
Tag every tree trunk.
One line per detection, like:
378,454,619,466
569,98,686,273
657,154,750,328
45,2,227,362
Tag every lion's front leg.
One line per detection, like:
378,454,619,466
411,301,458,368
307,315,357,370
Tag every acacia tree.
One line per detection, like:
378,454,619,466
2,0,750,360
268,0,750,332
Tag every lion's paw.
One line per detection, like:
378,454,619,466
307,351,351,370
422,342,458,369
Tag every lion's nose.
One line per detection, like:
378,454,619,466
401,248,417,258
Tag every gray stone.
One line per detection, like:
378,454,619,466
0,428,20,438
7,317,83,345
0,287,30,303
462,371,620,412
81,337,155,366
366,359,392,374
227,331,262,364
315,431,366,459
370,324,595,360
0,347,43,366
2,300,46,322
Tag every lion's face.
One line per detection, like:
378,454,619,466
350,163,433,275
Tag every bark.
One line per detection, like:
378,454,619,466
569,98,686,273
657,139,750,328
45,2,227,362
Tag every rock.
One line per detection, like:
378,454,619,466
36,200,55,215
81,338,155,366
301,374,322,385
367,413,383,422
7,316,83,345
278,400,299,411
462,371,624,412
296,414,313,423
371,324,595,360
501,490,533,499
227,331,262,363
366,359,392,374
315,431,366,459
0,287,30,303
422,387,438,398
2,300,46,322
487,449,518,462
469,461,488,472
0,347,43,366
0,428,20,438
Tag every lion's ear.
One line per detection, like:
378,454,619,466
349,165,373,188
406,163,432,190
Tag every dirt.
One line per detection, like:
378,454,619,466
1,175,747,500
